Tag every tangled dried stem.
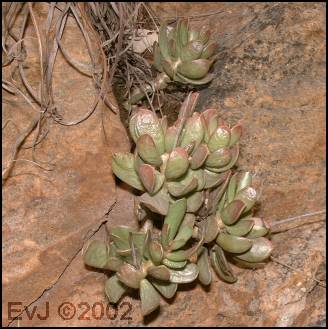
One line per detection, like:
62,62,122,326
2,2,157,183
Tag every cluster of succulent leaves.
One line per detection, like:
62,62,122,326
153,19,217,85
126,20,217,108
83,97,273,316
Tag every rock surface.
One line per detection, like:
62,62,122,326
3,2,326,327
2,2,129,326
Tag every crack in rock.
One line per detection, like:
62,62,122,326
6,203,117,327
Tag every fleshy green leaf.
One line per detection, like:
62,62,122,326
210,245,237,283
105,275,126,304
129,109,165,154
201,108,219,142
112,153,144,191
165,147,190,180
149,278,178,299
225,219,255,237
191,144,209,170
168,39,178,58
227,173,238,203
205,148,231,168
162,258,187,269
204,215,220,243
164,198,187,241
134,151,144,172
169,238,188,251
198,25,210,44
204,169,231,189
208,126,231,152
153,172,165,195
138,164,156,194
175,72,214,85
165,126,179,153
221,200,246,225
137,134,162,167
197,247,212,285
106,256,124,272
188,29,199,42
181,40,204,62
192,169,205,191
172,213,195,244
147,265,171,281
245,218,269,238
83,240,109,269
207,170,231,215
117,263,145,289
182,141,196,155
186,191,204,213
143,229,151,260
166,238,203,262
161,116,168,133
139,189,170,215
178,19,189,47
161,224,171,251
109,226,134,250
158,23,171,61
236,172,252,193
167,175,198,197
205,144,240,173
149,239,164,265
139,164,164,195
235,237,273,263
217,190,227,213
180,113,205,149
177,58,212,79
140,279,161,316
116,248,132,257
229,124,242,147
201,41,217,59
162,59,175,79
130,231,147,259
169,263,199,283
216,233,253,254
235,186,257,212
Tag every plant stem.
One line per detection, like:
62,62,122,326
122,72,170,111
270,210,326,234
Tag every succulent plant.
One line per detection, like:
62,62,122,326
153,20,217,85
115,96,241,202
193,172,273,285
123,20,217,109
84,92,273,316
83,220,202,316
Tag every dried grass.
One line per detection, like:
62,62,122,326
1,2,162,183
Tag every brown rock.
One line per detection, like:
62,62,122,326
2,2,129,326
3,2,326,327
6,211,326,327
